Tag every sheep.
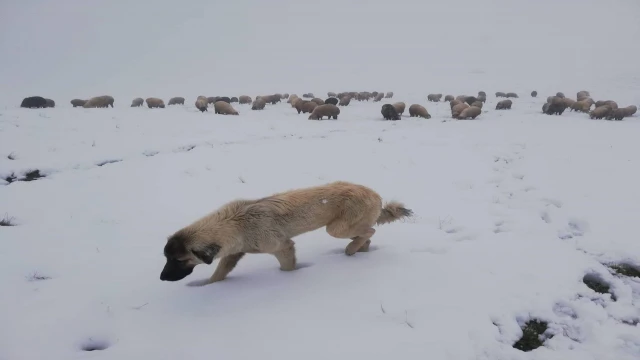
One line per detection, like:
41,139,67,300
495,99,512,110
207,97,218,104
287,94,298,104
531,91,538,97
251,98,266,110
372,92,379,97
300,101,318,114
471,101,484,109
457,106,482,120
603,100,618,110
543,97,567,115
408,104,431,119
302,93,314,98
20,96,47,108
463,96,478,105
168,97,185,105
217,96,232,104
444,95,454,102
338,96,351,106
71,99,87,107
456,95,468,102
495,92,507,98
84,95,114,108
576,91,590,100
214,101,239,115
308,104,340,120
273,93,283,100
283,93,290,99
556,92,565,98
450,99,463,109
325,97,339,105
477,94,487,103
478,91,486,97
311,98,325,106
239,95,252,104
384,92,394,98
44,98,55,108
589,105,612,119
146,97,165,108
562,98,576,108
570,100,592,113
542,103,550,114
327,92,337,97
230,97,239,103
506,92,519,98
195,98,208,112
381,104,400,120
451,103,469,118
261,94,280,104
197,96,208,101
607,105,637,120
373,93,384,102
392,102,406,115
427,94,443,102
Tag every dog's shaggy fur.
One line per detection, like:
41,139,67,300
160,181,413,285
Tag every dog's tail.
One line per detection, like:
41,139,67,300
376,201,413,225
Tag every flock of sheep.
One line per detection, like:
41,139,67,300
18,90,637,122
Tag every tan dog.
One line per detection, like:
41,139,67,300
160,181,413,286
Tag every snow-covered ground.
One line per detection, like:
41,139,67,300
1,95,640,360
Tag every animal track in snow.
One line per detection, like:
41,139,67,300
541,197,563,208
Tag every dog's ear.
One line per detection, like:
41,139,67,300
191,244,221,264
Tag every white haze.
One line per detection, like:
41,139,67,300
1,0,639,106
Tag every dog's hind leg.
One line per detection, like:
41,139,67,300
345,228,375,256
209,252,246,283
272,239,297,271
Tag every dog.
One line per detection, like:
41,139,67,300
160,181,413,286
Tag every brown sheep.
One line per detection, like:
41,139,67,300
373,93,384,102
471,101,484,109
290,97,301,108
627,105,638,116
299,101,318,114
71,99,87,107
287,94,299,104
311,98,325,106
339,96,351,106
456,95,468,102
427,94,443,102
146,97,165,108
274,93,283,100
239,95,252,104
495,92,507,98
327,92,337,97
168,97,185,105
384,92,394,98
570,100,592,113
214,101,239,115
392,102,406,115
546,96,555,103
603,100,618,110
590,105,612,119
506,92,518,98
251,98,266,110
195,98,208,112
261,94,281,104
457,106,482,120
294,99,308,113
495,99,512,110
408,104,431,119
607,105,637,120
450,99,463,109
444,95,454,102
576,91,590,100
451,103,469,118
562,98,576,108
84,95,115,108
308,104,340,120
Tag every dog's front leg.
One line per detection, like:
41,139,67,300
208,252,246,283
272,239,297,271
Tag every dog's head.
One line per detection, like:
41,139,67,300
160,232,221,282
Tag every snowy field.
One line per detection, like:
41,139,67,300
1,95,640,360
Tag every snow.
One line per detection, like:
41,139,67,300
2,0,640,359
2,95,640,360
